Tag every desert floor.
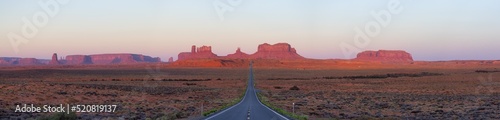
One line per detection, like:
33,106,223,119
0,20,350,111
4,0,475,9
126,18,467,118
0,66,499,119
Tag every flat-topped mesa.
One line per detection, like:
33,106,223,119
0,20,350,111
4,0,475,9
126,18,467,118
355,50,413,62
65,55,93,64
0,57,45,65
226,48,250,59
0,57,21,65
177,43,305,60
64,54,161,65
49,53,60,65
250,43,304,59
19,58,42,65
178,45,218,60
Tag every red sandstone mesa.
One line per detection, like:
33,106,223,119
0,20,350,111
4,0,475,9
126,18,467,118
19,58,41,65
63,54,161,65
178,45,218,60
355,50,413,62
177,43,305,60
249,43,304,60
0,57,21,65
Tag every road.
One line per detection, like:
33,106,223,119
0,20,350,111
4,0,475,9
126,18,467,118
205,63,289,120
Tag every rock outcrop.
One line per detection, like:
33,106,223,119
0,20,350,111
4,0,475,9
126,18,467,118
249,43,304,59
226,48,250,59
177,43,305,60
65,55,93,64
64,54,161,65
355,50,413,62
49,53,60,65
0,57,21,65
0,57,45,65
168,57,174,62
19,58,41,65
178,45,218,60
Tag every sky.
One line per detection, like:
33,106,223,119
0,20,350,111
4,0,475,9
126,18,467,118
1,0,499,61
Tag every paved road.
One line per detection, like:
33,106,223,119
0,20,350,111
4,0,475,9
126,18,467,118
205,63,289,120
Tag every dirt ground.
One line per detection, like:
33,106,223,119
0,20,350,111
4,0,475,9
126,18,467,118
254,68,500,119
1,64,499,119
0,68,247,119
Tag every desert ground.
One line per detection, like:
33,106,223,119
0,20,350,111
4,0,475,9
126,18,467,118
0,65,248,119
0,63,499,119
254,68,500,119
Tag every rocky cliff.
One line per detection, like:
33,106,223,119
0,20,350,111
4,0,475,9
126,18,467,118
355,50,413,61
177,43,304,60
226,48,250,59
249,43,304,59
64,54,161,65
49,53,60,65
0,57,44,65
177,45,218,60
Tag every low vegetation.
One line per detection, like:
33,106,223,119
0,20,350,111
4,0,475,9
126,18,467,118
203,83,246,116
267,72,444,80
257,92,308,120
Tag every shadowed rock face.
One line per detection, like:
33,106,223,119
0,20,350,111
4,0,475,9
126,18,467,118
168,57,174,62
65,55,93,64
355,50,413,62
19,58,41,65
0,57,21,65
0,57,43,65
49,53,60,65
64,54,161,65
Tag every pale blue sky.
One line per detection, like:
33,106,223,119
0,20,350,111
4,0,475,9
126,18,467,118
1,0,499,61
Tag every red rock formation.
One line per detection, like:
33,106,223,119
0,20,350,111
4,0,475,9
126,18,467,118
191,45,196,53
355,50,413,61
197,46,212,53
65,54,161,65
249,43,304,59
226,48,249,59
168,57,174,62
19,58,40,65
0,57,21,65
49,53,60,65
177,43,304,60
177,45,218,60
66,55,93,64
178,52,192,61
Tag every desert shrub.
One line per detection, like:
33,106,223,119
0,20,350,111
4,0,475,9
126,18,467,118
257,93,308,120
290,86,300,91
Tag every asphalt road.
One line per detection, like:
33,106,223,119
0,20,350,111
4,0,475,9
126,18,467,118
205,63,289,120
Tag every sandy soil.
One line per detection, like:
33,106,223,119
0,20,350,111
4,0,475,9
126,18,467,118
254,68,500,119
0,68,247,119
1,61,499,119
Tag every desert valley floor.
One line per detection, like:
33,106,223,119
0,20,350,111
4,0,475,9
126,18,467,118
0,63,499,119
